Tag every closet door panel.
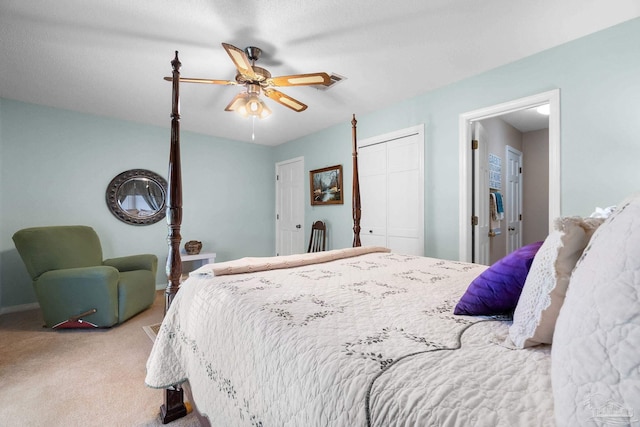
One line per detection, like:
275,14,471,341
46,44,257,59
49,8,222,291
359,144,387,248
388,169,420,238
360,173,387,247
387,138,421,171
387,136,423,255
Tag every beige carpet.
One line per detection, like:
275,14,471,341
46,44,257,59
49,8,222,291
0,291,205,426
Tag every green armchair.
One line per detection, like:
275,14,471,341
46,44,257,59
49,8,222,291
12,225,157,328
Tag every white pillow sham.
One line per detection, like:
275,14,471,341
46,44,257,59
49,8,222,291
508,216,602,348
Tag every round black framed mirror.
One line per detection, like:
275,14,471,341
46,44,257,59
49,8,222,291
106,169,167,225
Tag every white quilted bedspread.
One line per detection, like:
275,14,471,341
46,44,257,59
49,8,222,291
146,250,555,426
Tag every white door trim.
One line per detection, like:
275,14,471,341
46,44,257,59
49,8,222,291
458,89,560,262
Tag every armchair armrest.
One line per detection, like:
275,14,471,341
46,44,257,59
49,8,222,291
35,266,120,327
103,254,158,274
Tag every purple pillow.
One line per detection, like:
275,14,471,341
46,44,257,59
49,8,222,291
454,241,543,316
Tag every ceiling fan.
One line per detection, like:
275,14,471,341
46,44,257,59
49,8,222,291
165,43,333,118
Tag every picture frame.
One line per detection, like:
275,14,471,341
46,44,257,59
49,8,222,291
309,165,343,205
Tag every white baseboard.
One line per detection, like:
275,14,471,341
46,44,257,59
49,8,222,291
0,302,40,315
1,286,167,315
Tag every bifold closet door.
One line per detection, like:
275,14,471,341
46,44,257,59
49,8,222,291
359,132,424,256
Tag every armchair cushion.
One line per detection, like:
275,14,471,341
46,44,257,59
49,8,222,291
35,266,119,327
12,226,103,279
103,254,157,273
118,270,156,322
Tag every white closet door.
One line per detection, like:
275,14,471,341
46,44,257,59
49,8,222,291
358,126,424,256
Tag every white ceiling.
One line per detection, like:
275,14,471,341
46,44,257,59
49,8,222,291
500,106,550,133
1,1,638,146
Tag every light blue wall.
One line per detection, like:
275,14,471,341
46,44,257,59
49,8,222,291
0,100,274,308
275,17,640,260
275,122,357,251
3,18,639,310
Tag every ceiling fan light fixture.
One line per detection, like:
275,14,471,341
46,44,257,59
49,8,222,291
237,103,249,117
259,102,272,119
247,95,263,114
225,93,248,115
237,92,271,119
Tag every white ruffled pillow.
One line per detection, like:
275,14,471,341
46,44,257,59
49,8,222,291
552,193,640,426
508,216,602,348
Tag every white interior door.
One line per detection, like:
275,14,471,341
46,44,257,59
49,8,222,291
473,122,490,265
506,146,523,254
359,125,424,256
276,157,304,255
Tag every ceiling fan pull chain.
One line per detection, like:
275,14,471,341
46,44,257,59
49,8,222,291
252,116,256,141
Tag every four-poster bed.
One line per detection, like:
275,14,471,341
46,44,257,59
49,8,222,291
157,51,367,423
147,51,638,426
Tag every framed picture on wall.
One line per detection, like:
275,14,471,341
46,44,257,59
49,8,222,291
309,165,343,205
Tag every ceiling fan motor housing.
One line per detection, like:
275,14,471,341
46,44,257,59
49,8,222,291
246,83,261,95
244,46,262,62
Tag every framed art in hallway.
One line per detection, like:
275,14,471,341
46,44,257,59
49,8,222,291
310,165,343,205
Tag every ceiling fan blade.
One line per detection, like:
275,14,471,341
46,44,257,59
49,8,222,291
221,43,258,81
267,72,331,87
224,93,248,112
163,76,237,85
263,89,308,112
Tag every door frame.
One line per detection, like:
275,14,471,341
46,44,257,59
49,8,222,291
458,89,560,262
275,156,305,256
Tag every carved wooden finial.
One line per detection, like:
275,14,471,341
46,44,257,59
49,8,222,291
171,51,181,72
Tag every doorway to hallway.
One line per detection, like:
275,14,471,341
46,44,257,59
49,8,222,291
459,89,560,263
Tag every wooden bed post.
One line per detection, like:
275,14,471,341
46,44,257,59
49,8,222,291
352,114,361,247
165,50,183,311
161,50,188,424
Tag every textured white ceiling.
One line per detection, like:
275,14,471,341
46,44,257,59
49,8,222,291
1,1,638,146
